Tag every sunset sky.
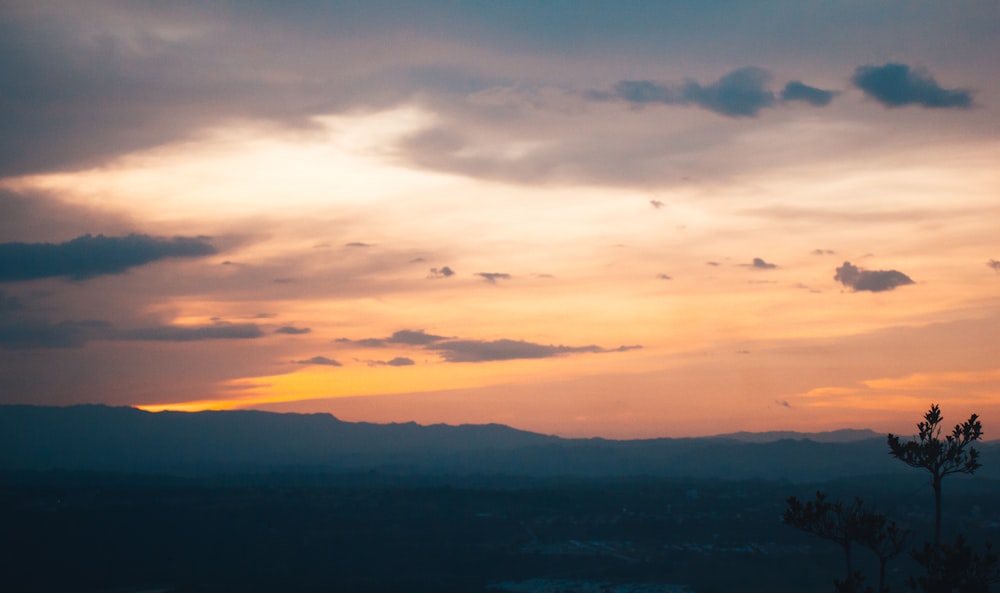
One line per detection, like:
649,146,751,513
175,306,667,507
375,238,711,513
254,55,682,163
1,1,998,438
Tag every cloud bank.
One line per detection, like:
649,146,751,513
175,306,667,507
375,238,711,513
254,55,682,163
0,234,217,282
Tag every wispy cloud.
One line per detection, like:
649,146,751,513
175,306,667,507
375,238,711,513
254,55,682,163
427,339,640,363
118,323,265,341
295,356,342,367
275,326,311,335
477,272,511,284
428,266,455,278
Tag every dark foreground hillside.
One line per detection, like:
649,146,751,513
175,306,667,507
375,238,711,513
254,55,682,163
3,470,999,593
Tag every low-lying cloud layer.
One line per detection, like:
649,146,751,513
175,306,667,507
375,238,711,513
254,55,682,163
0,234,217,282
338,328,641,364
609,68,836,117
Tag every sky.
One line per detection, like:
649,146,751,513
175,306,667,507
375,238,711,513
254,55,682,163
1,0,998,439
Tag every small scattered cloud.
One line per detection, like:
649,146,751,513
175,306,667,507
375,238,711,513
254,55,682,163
275,326,311,335
775,399,792,408
706,261,720,267
344,242,372,248
657,274,672,280
750,257,777,269
650,200,665,209
428,266,455,278
988,259,1000,272
0,234,217,282
780,81,837,106
118,323,265,341
272,277,296,284
477,272,511,284
834,261,914,292
428,339,640,363
852,63,973,109
364,356,416,367
295,356,342,367
337,329,449,348
813,249,836,255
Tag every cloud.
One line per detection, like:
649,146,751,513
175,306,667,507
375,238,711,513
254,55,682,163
275,326,311,335
295,356,342,367
387,329,448,345
427,339,640,363
118,323,264,341
0,291,25,317
852,63,973,109
813,249,836,255
365,356,416,367
344,242,372,248
477,272,511,283
780,81,837,106
775,399,791,408
337,329,449,348
650,200,665,209
751,257,777,269
988,260,1000,272
657,274,672,280
0,234,216,282
834,261,914,292
428,266,455,278
0,319,112,349
613,68,785,117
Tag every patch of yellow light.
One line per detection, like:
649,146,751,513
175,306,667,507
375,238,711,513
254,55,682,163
863,369,1000,392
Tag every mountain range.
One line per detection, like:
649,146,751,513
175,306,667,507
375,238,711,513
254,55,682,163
2,405,997,481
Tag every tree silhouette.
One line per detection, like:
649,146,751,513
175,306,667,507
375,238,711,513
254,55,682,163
785,491,903,592
887,403,982,549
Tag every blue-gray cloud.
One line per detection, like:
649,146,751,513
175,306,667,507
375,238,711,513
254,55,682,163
336,329,449,348
275,326,312,335
295,355,342,366
834,261,914,292
613,68,792,117
781,81,837,106
118,323,264,341
0,234,216,282
852,63,973,109
429,266,455,278
364,356,416,367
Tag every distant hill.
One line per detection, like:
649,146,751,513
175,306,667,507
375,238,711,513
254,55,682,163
3,405,998,481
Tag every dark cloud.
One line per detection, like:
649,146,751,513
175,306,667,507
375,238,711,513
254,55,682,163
429,266,455,278
477,272,511,283
338,329,448,348
427,339,640,363
364,356,416,367
388,329,448,345
706,261,720,267
275,326,311,335
775,399,791,408
295,356,342,367
650,200,665,209
751,257,777,269
118,323,264,341
780,81,837,106
613,68,785,117
0,234,216,282
657,274,672,280
834,261,914,292
988,259,1000,272
852,63,973,109
0,319,112,349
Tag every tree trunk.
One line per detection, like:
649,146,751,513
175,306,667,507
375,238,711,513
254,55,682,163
933,475,942,550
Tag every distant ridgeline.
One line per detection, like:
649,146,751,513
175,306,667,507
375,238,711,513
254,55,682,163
2,405,998,480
